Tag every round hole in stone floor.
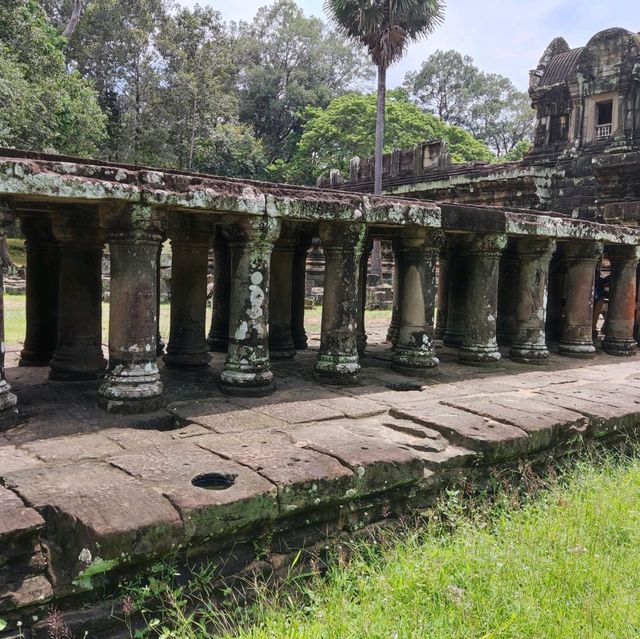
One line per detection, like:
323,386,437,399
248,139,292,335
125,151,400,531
191,472,237,490
385,382,422,392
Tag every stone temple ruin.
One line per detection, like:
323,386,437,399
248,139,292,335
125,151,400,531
2,27,640,635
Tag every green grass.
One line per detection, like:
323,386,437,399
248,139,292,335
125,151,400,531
122,453,640,638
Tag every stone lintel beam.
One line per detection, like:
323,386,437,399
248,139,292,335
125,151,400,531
509,238,556,364
459,233,508,365
208,227,231,353
603,244,640,356
49,208,107,381
19,213,60,367
269,226,299,360
391,228,442,375
220,217,281,397
558,241,603,357
0,198,18,429
314,220,366,385
99,205,166,413
163,215,214,367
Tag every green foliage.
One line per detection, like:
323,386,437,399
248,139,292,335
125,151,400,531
406,49,535,156
128,452,640,638
288,89,493,183
0,0,105,155
503,139,532,162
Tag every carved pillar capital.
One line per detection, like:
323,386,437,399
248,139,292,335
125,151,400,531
563,240,603,263
465,233,508,256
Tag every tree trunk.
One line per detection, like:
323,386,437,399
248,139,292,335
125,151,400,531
62,0,84,38
0,237,16,271
370,64,387,285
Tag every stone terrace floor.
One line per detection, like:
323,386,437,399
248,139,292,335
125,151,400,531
3,317,640,618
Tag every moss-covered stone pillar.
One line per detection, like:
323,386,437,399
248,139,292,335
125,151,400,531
357,239,373,355
19,214,60,367
50,210,106,381
603,245,640,356
509,238,555,364
459,233,507,365
156,243,165,356
558,241,602,357
269,229,297,359
99,206,165,413
443,236,468,347
386,238,402,346
291,235,312,350
545,248,565,342
163,217,212,367
497,238,519,346
207,229,231,353
435,240,450,342
314,221,366,385
0,200,18,429
391,229,440,375
220,217,280,397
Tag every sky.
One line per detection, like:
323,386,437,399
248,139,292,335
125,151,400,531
177,0,639,91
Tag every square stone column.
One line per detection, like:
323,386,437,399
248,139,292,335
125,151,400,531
314,221,366,385
443,236,468,347
509,238,556,364
0,200,18,430
391,229,441,375
269,228,298,360
558,241,603,357
99,206,165,413
291,234,312,350
163,216,213,367
220,217,281,397
459,233,508,365
50,210,107,381
357,238,373,355
603,245,640,356
207,228,231,353
19,214,60,367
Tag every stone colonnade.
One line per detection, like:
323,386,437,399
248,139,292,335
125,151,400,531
0,201,638,420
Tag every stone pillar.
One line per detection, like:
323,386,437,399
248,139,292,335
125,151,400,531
19,215,60,366
357,239,373,355
386,239,402,346
443,236,468,347
391,230,440,375
156,243,165,357
509,238,555,364
163,218,212,368
603,245,640,356
269,230,297,359
434,241,449,342
291,236,311,350
545,248,565,342
314,221,366,385
220,217,280,397
99,206,164,413
459,233,507,365
207,230,231,353
558,241,603,357
497,238,519,346
0,201,18,429
50,211,107,381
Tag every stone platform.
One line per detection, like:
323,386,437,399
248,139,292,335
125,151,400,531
2,330,640,635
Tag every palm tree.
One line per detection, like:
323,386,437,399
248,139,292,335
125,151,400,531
324,0,444,195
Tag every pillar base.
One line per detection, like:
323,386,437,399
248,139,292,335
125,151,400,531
509,344,550,365
443,332,464,347
603,338,637,357
49,354,107,381
558,342,596,357
19,350,53,367
0,384,18,431
99,364,164,414
220,369,274,397
269,334,297,360
207,335,229,353
292,332,308,350
163,351,211,368
313,355,360,386
270,348,296,360
459,344,502,365
391,347,439,377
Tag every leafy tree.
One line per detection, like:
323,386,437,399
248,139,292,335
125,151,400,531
406,49,535,156
324,0,444,195
288,89,493,184
237,0,372,163
0,0,105,155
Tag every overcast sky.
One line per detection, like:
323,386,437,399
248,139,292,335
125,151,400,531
177,0,639,91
